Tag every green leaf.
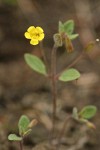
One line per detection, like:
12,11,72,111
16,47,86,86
68,34,79,40
18,115,30,136
79,105,97,119
24,54,47,76
59,21,64,33
8,134,22,141
53,33,63,47
63,20,74,35
59,68,80,82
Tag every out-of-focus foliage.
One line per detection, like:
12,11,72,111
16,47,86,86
2,0,17,5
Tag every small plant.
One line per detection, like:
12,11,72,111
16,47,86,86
73,105,97,128
8,20,98,149
24,21,81,134
8,115,37,150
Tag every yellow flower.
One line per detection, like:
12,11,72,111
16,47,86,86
24,26,45,45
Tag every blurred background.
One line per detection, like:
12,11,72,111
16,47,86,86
0,0,100,150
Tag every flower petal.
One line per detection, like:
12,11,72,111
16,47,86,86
27,26,35,32
36,27,44,33
30,39,39,45
24,32,31,39
38,33,45,41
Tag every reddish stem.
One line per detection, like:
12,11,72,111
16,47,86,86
19,140,23,150
51,44,57,136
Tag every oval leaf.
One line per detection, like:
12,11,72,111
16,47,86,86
24,54,47,76
59,68,80,82
79,105,97,119
63,20,74,35
18,115,30,135
8,134,22,141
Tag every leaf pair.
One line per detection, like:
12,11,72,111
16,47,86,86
54,20,78,51
59,20,79,40
25,54,80,82
73,105,97,129
8,115,37,141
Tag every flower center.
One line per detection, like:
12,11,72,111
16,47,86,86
30,31,40,39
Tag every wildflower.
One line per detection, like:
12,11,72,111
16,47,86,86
24,26,45,45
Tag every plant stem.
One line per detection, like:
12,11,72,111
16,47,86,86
57,115,72,143
51,44,57,137
19,140,23,150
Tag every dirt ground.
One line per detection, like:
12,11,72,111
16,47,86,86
0,0,100,150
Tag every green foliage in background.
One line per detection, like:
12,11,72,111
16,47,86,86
2,0,17,5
